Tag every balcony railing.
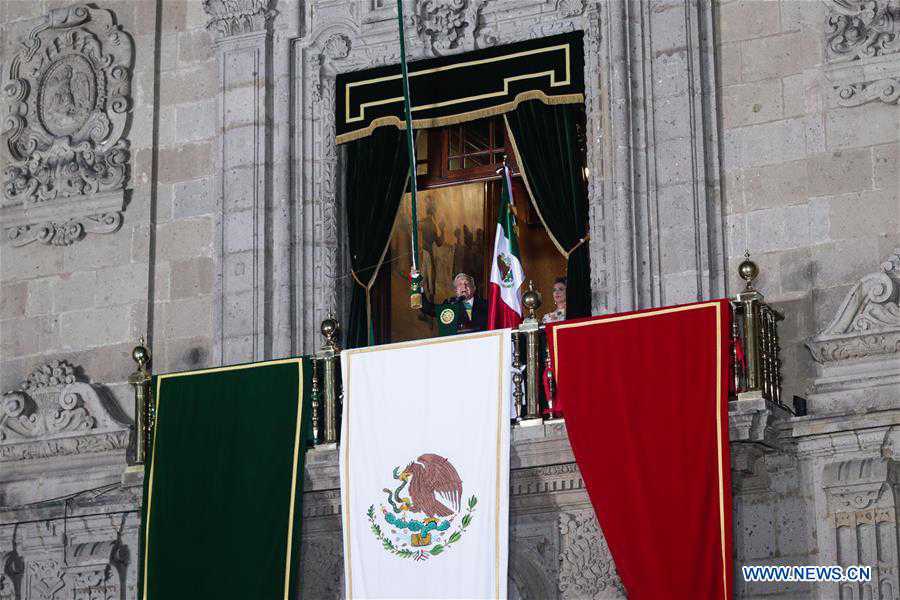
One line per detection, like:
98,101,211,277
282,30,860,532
731,255,785,406
126,258,785,460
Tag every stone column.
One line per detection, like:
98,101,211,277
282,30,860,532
600,0,726,309
799,251,900,600
824,458,900,599
204,0,274,364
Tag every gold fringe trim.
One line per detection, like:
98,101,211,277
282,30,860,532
336,91,585,145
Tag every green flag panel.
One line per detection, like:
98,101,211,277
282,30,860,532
141,358,309,600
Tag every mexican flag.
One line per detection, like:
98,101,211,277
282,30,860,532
487,165,525,330
340,331,511,599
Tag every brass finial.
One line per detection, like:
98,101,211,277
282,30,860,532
131,336,150,372
522,280,542,319
738,250,759,290
321,316,340,352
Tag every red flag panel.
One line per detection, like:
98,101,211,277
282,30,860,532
546,300,733,600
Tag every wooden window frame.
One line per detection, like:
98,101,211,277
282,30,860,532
415,118,519,190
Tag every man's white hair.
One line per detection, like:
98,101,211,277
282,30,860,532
453,272,475,288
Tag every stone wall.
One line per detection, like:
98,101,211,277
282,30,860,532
1,0,899,599
717,0,900,402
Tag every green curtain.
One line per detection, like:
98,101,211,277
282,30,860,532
505,101,591,318
345,127,410,348
140,359,311,600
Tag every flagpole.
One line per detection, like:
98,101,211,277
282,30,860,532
395,0,423,308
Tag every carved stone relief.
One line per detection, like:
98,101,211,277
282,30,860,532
203,0,272,38
558,510,625,599
826,0,900,61
0,550,23,600
64,540,128,600
0,4,133,246
412,0,486,55
822,457,900,599
824,0,900,105
0,505,139,600
27,559,65,600
0,360,129,463
807,249,900,365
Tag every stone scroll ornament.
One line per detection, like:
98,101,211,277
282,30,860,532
0,360,129,463
1,361,96,441
807,249,900,363
824,0,900,105
1,5,133,247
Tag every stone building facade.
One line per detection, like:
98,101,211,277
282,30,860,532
0,0,898,598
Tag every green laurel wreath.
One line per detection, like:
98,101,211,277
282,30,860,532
367,495,477,560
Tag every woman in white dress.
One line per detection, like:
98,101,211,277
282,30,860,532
541,277,567,324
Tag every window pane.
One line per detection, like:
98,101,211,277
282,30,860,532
494,121,505,147
416,132,428,161
464,120,490,154
464,155,488,169
449,157,461,171
448,127,462,157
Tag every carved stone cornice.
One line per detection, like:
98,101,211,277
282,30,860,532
0,430,129,463
203,0,272,38
822,457,899,512
807,249,900,364
824,0,900,105
793,415,898,457
0,5,132,246
728,393,791,448
511,462,585,498
302,489,341,518
0,510,137,600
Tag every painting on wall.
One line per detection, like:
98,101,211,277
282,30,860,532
388,183,487,342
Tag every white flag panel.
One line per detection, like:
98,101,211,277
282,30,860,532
340,330,511,599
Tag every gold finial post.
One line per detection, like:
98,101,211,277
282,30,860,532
738,250,759,291
316,317,342,447
522,280,542,322
517,281,543,425
126,337,152,466
732,251,784,404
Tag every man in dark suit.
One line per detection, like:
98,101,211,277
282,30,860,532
421,272,488,334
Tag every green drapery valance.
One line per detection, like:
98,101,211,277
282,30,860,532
335,31,584,144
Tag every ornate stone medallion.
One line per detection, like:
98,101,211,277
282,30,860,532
1,5,133,246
